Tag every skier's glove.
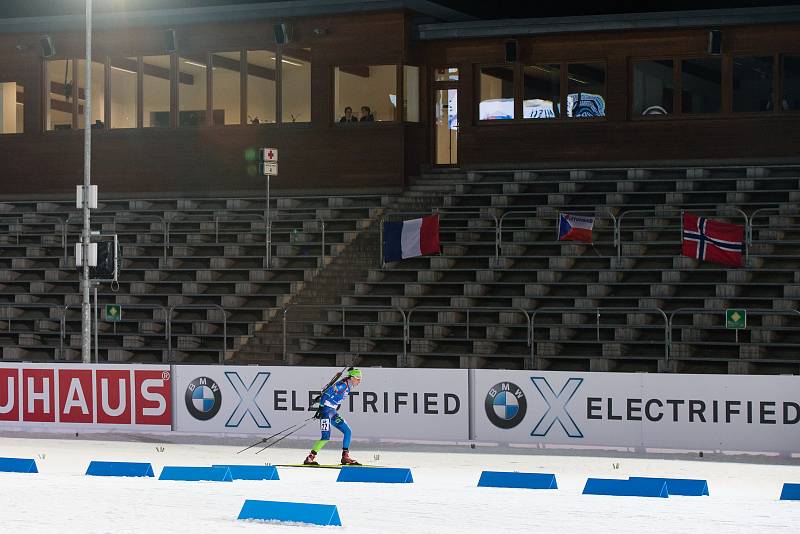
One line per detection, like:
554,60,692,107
313,408,323,419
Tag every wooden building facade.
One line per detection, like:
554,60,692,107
0,2,798,197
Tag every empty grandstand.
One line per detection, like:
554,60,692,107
0,1,798,376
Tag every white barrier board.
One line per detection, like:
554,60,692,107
473,370,800,453
173,366,469,441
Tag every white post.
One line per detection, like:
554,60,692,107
93,284,98,363
81,0,93,364
266,175,271,267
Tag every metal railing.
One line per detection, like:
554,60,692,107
531,307,670,366
167,304,228,364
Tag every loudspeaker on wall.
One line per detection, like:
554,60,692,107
708,29,722,55
40,35,55,58
274,23,292,45
505,40,518,63
165,29,177,53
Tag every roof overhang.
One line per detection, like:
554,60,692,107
417,6,800,40
0,0,473,35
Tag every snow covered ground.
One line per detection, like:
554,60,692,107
1,434,799,533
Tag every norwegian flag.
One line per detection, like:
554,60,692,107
681,213,744,268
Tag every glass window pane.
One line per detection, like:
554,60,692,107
212,51,241,125
404,65,419,122
143,55,171,128
246,50,276,124
681,58,721,114
281,47,310,123
568,63,606,118
523,64,560,119
110,57,137,129
334,65,397,122
0,82,23,134
47,59,74,130
733,57,773,112
77,59,105,129
479,66,514,120
435,68,459,82
782,55,800,111
633,59,673,116
435,89,457,164
179,56,208,126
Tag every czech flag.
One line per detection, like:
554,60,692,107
383,214,440,262
682,213,744,268
557,212,594,243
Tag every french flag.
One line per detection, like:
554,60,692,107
557,212,594,243
383,214,440,262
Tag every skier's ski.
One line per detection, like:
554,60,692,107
274,463,379,469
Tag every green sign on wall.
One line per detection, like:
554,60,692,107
105,304,122,322
725,309,746,329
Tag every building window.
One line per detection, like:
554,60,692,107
404,65,420,122
77,59,105,129
246,50,276,124
567,62,606,118
179,56,208,126
783,55,800,111
681,58,721,114
479,66,514,120
212,52,241,125
110,57,137,128
733,57,774,112
523,64,560,119
632,59,673,116
334,65,397,122
282,47,311,123
142,55,171,127
47,59,75,130
0,82,23,134
435,67,459,82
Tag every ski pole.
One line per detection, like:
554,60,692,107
236,421,308,454
255,416,316,454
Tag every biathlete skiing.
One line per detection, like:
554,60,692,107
304,368,362,466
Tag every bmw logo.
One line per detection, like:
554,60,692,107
485,382,527,429
185,377,222,420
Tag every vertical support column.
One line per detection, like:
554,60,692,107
81,0,94,364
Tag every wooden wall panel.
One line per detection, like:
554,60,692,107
0,125,406,198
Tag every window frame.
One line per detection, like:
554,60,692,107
476,60,609,125
332,63,402,126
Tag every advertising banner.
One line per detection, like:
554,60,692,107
0,363,172,430
473,370,800,453
173,366,468,441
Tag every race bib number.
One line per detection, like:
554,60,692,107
320,418,331,432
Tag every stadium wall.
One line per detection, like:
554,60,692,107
1,363,798,454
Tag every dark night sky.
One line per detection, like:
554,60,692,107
0,0,797,19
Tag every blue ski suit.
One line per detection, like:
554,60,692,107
314,378,353,450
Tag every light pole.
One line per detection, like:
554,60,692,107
81,0,93,363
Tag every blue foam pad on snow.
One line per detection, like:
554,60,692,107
212,464,279,481
238,499,342,526
583,477,668,498
780,483,800,500
159,466,232,482
477,471,557,489
86,461,154,478
629,477,708,496
336,467,413,484
0,457,38,473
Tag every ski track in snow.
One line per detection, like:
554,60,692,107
0,436,799,533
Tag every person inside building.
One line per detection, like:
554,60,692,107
359,105,374,122
339,106,358,123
